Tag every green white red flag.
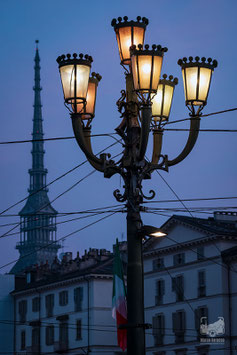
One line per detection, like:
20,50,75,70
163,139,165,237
112,239,127,351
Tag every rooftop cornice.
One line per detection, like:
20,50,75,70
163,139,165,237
12,272,113,297
144,234,237,258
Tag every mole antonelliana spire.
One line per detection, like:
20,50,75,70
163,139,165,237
10,41,60,274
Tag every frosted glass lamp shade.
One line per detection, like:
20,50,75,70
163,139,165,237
152,75,178,122
178,56,217,107
111,16,148,65
57,53,93,113
75,73,102,119
130,44,167,94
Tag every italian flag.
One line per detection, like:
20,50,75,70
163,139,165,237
112,239,127,351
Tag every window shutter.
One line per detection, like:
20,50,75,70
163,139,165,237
198,271,205,286
79,287,83,301
203,307,208,321
172,277,176,292
51,294,54,307
152,316,159,336
181,311,186,332
172,312,178,332
160,314,165,335
161,280,165,295
195,308,200,331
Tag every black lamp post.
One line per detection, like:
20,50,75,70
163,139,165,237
56,16,217,355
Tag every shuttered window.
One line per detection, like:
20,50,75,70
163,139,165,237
18,300,27,323
76,319,82,340
173,253,185,266
59,291,68,306
46,325,54,346
172,310,186,343
45,294,54,317
74,287,83,312
153,257,164,271
32,297,40,312
152,313,165,346
155,279,165,305
172,275,184,301
198,271,206,297
20,330,26,350
195,306,208,337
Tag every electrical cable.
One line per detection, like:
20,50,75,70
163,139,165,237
142,196,237,204
0,132,118,145
164,128,237,132
0,149,122,239
164,107,237,126
0,107,236,146
0,208,125,239
0,139,120,216
155,170,194,218
0,211,117,271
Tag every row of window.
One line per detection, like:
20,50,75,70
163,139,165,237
155,271,206,305
153,247,205,271
18,287,83,322
152,306,208,346
20,319,82,350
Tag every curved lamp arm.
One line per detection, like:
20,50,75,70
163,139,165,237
138,105,152,161
71,114,105,172
167,116,201,167
151,128,163,164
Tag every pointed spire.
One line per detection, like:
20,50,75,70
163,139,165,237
11,42,60,275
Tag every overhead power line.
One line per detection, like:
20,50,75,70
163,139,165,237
0,133,118,145
0,208,125,239
164,107,237,126
0,140,120,216
0,211,117,272
0,150,122,239
164,128,237,132
142,196,237,204
0,107,237,145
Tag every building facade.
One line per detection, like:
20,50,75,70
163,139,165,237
0,274,15,354
12,249,122,355
10,212,237,354
144,212,237,355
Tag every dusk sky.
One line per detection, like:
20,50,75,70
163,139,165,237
0,0,237,273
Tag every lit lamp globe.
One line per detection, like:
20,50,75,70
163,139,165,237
111,16,148,66
130,44,168,97
178,56,218,108
152,74,178,122
76,72,102,119
56,53,93,113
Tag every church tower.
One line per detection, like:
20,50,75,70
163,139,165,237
10,41,60,274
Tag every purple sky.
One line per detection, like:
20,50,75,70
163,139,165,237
0,0,237,273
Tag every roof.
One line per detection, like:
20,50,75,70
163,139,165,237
12,256,115,294
143,213,237,251
162,214,237,236
19,191,57,216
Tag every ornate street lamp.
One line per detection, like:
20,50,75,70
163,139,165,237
56,16,218,355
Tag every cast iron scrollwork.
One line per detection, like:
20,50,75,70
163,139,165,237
113,188,128,202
